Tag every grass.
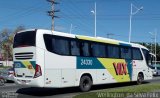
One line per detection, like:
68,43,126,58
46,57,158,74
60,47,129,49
73,83,160,98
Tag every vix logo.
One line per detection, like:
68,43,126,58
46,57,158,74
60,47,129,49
113,62,127,75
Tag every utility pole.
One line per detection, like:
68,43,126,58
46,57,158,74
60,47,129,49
155,29,157,65
151,37,153,53
91,2,97,37
47,0,59,31
149,29,157,66
129,3,143,43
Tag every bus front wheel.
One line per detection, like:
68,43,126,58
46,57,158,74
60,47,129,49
79,75,92,92
137,73,144,85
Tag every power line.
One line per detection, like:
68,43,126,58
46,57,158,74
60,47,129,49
60,1,97,35
0,3,46,24
59,8,91,33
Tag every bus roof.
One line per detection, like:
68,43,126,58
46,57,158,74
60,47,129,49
17,29,149,50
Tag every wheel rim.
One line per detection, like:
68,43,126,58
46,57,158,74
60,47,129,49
137,74,143,84
82,79,90,89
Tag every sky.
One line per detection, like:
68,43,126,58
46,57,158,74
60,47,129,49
0,0,160,43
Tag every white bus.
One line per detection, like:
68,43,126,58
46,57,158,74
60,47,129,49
13,29,153,92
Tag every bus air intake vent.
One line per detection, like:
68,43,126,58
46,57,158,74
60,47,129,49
15,52,33,60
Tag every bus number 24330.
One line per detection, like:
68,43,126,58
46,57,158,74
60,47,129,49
81,59,93,66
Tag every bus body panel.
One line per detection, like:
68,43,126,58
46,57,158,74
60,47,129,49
61,69,76,87
96,69,111,84
14,47,45,87
44,51,76,87
44,51,76,69
132,60,143,81
76,58,132,85
35,47,45,87
14,47,36,78
36,29,51,50
44,69,61,87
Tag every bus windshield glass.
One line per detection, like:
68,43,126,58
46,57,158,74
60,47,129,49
13,31,36,48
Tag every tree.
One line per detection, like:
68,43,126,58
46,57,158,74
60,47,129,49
13,26,25,34
0,28,11,61
0,26,25,61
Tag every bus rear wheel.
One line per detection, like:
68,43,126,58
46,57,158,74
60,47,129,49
137,73,144,85
79,75,92,92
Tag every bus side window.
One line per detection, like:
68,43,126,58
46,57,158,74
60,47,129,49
70,40,80,56
80,42,90,57
120,47,131,59
91,43,106,57
107,45,120,58
132,48,143,60
44,35,53,52
52,38,70,55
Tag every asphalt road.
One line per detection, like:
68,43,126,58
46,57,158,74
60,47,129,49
0,76,160,98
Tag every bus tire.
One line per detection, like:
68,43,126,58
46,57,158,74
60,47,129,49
137,73,144,85
79,75,92,92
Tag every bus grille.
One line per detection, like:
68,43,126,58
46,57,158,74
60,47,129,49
15,52,33,60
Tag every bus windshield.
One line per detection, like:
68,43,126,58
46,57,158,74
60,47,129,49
13,31,36,48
